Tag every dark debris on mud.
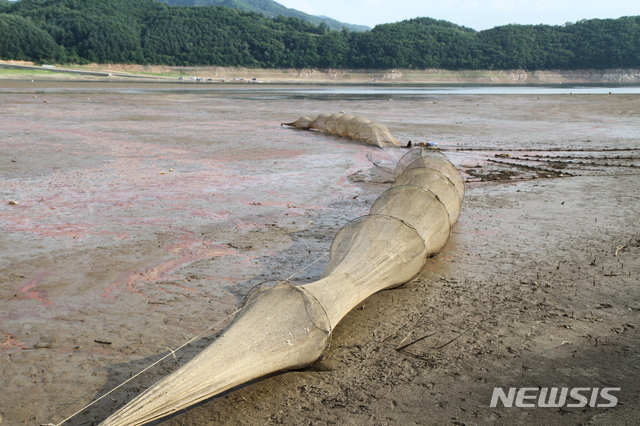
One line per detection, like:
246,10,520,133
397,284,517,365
456,147,640,183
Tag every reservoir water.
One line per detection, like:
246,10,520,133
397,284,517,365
4,81,640,98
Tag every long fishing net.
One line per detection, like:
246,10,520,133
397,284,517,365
283,113,400,147
98,148,462,426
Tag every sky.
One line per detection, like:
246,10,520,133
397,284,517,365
275,0,640,31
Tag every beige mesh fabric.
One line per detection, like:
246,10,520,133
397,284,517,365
335,114,356,137
392,168,461,225
284,113,400,147
325,113,344,135
346,116,371,139
370,186,450,256
281,116,313,130
99,149,463,426
321,215,428,285
309,113,331,132
396,149,465,199
354,122,400,147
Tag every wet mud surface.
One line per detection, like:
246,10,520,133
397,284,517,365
1,84,639,425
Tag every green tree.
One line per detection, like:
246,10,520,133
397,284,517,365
1,0,639,70
0,0,12,14
317,31,348,68
0,13,62,62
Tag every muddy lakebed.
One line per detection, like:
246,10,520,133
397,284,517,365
1,82,640,425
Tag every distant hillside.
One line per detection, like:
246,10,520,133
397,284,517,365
158,0,370,32
1,0,639,71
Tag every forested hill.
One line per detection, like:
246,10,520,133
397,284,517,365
158,0,370,32
1,0,639,70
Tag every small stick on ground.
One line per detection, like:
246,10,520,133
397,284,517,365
396,332,439,351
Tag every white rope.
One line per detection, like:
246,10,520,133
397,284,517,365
52,305,243,426
285,252,329,282
51,251,330,426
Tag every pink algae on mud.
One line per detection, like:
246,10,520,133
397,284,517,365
100,240,238,299
16,271,55,306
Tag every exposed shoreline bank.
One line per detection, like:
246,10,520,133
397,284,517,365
2,60,640,85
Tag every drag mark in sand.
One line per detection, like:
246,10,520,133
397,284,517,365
17,271,55,306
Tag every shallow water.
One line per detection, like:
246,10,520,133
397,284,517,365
3,81,640,97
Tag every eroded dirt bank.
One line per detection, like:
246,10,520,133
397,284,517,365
2,60,640,85
0,83,639,425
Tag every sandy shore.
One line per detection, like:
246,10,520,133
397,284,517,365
1,81,639,425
